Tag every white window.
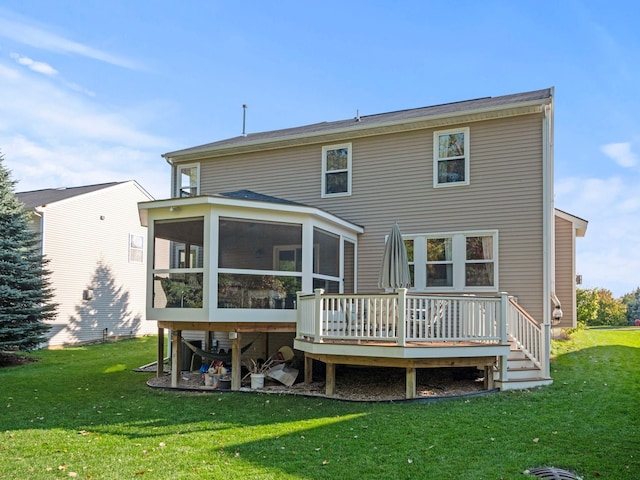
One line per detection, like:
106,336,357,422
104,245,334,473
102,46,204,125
433,127,469,187
175,163,200,197
322,143,352,197
129,234,144,264
403,230,497,291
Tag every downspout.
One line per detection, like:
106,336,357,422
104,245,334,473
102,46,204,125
541,88,555,379
163,154,175,199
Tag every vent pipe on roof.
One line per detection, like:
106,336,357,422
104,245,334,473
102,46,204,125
242,104,248,136
355,109,360,122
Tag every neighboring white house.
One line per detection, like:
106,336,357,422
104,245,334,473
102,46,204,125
17,181,155,347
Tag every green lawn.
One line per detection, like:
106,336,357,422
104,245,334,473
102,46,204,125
1,329,638,479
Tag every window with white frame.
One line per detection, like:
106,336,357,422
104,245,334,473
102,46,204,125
433,127,469,187
175,163,200,197
322,143,352,197
129,234,144,264
403,230,497,291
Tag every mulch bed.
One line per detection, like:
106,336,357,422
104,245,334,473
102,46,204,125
0,351,38,367
144,364,491,402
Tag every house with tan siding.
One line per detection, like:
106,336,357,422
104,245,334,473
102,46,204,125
139,87,587,396
18,181,155,347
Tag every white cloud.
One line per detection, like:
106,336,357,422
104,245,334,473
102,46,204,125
10,52,57,75
3,135,168,200
0,62,167,148
0,59,170,200
9,52,95,96
0,12,142,70
600,142,638,168
556,174,640,296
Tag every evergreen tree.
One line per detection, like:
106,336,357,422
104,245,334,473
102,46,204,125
622,287,640,325
0,153,55,350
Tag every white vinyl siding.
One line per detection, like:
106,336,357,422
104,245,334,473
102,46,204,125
40,182,155,346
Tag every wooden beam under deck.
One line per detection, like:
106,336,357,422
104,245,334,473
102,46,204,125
304,352,497,369
304,352,496,399
157,321,296,333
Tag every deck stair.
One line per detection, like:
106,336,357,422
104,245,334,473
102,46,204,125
494,340,552,390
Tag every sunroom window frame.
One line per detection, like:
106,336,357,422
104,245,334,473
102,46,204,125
321,142,352,198
433,127,470,188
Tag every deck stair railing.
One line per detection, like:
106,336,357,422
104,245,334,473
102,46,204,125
506,297,542,369
297,289,509,346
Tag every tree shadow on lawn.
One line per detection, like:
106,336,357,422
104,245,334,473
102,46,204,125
3,340,639,479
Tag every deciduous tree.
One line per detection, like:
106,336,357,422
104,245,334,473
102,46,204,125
576,288,598,326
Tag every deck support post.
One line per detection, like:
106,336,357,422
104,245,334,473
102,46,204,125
171,330,182,388
205,330,214,351
498,354,508,388
231,332,241,390
304,355,313,383
484,366,495,389
325,363,336,396
406,367,416,399
157,327,165,378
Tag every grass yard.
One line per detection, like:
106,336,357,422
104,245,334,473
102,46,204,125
1,328,638,479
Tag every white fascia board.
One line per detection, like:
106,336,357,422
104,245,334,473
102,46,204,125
138,195,364,234
555,209,588,237
163,100,550,162
130,180,156,201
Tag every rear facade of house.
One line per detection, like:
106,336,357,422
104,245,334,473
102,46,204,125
140,87,586,393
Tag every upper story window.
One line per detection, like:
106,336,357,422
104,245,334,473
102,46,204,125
403,230,497,291
433,127,469,187
175,163,200,197
322,143,352,198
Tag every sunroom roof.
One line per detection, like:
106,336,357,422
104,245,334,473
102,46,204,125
138,190,364,234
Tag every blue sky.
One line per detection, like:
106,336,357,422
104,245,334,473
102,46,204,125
0,1,638,296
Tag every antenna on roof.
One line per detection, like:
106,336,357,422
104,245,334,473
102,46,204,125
242,104,248,136
355,108,360,122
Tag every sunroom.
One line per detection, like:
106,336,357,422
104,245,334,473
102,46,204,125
138,190,363,389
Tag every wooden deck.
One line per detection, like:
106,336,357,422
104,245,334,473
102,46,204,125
295,337,507,399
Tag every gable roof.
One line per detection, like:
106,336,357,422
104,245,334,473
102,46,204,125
16,181,146,210
555,208,588,237
164,88,553,162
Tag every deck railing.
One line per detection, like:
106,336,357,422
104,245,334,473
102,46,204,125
506,297,543,368
296,289,510,346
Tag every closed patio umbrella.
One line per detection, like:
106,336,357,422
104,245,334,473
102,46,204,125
378,222,411,289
